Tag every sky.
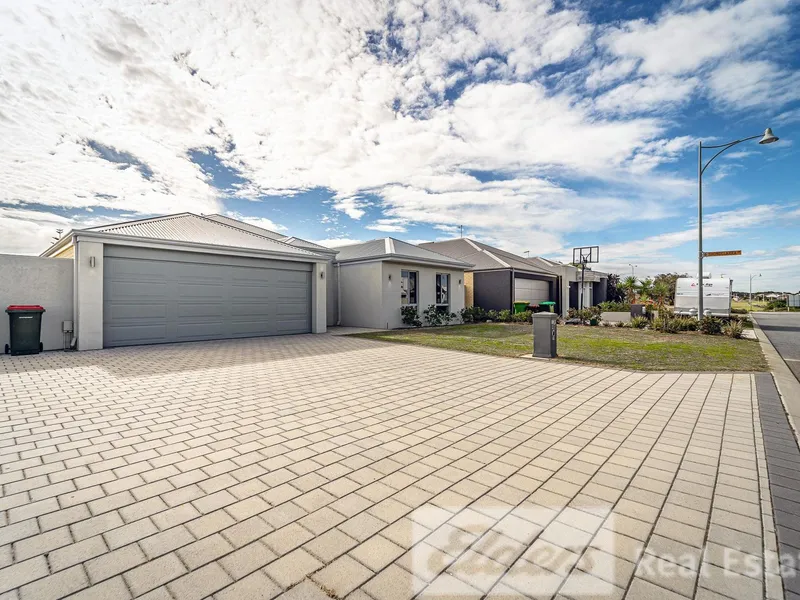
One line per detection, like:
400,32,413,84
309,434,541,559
1,0,798,292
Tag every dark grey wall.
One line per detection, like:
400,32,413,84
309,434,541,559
473,270,512,311
569,282,578,310
593,279,608,305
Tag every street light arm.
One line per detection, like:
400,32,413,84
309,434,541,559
700,134,763,174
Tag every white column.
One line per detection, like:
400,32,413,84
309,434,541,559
311,262,327,333
75,240,104,350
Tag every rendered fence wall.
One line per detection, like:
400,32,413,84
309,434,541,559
0,254,74,352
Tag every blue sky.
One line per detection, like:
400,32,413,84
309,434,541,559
1,0,799,290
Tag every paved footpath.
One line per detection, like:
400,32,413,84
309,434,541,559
752,313,800,384
0,334,798,600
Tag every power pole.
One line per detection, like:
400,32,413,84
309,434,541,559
459,225,463,238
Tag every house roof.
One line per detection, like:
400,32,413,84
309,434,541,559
331,238,472,268
204,214,335,253
419,239,556,276
52,213,324,259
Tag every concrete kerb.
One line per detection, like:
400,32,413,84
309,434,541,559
752,317,800,441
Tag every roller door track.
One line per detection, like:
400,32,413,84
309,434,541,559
103,254,312,347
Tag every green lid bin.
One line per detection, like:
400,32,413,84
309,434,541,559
513,301,529,314
540,301,556,313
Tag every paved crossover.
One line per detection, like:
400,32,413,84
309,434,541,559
753,313,800,383
0,335,797,600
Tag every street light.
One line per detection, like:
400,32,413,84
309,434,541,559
749,273,761,312
628,264,637,277
697,128,778,319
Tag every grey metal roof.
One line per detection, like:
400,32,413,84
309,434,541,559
332,238,472,267
419,239,556,276
85,213,322,258
205,214,335,253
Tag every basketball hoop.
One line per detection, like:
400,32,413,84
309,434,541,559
572,246,600,317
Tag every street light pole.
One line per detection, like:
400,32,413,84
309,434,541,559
628,264,637,277
749,273,761,312
697,128,778,319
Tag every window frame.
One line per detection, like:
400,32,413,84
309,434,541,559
401,269,418,306
435,273,450,308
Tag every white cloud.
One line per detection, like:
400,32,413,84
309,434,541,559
0,207,115,255
708,61,800,110
365,219,408,233
223,211,286,233
315,238,364,248
601,0,791,76
0,0,796,258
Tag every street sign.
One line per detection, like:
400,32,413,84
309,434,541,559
702,250,742,258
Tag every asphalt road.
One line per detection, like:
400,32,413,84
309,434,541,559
753,312,800,383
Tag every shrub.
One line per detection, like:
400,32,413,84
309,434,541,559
731,307,748,314
673,317,698,332
630,316,649,329
699,316,723,335
422,305,456,327
723,320,744,338
512,310,534,323
653,317,677,333
599,301,631,312
766,299,787,311
614,320,627,328
485,310,500,322
460,306,486,324
498,309,513,323
400,305,422,327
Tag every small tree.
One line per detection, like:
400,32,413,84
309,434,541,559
650,281,670,311
637,277,654,301
606,274,625,303
621,276,638,304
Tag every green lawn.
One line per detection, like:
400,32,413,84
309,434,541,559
351,323,768,372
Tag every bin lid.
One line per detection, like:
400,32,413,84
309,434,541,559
539,301,556,305
6,305,45,313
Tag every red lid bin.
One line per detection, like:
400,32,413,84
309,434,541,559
5,305,46,355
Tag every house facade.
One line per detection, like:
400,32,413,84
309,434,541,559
39,213,329,350
333,238,471,329
419,239,560,313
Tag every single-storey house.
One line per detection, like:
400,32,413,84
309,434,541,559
419,239,560,313
39,213,330,350
332,238,471,329
530,257,608,317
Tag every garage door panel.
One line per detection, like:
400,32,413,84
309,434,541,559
106,324,169,345
106,303,169,320
514,278,550,303
104,252,312,347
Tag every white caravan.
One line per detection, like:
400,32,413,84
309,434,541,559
674,278,732,318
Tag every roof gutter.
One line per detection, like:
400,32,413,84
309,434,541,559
40,231,75,257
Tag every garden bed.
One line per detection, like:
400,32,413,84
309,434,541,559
351,323,768,372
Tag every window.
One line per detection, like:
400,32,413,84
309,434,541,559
401,270,417,305
436,273,449,307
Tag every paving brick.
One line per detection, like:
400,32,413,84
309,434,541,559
312,555,373,598
0,557,48,595
177,533,234,570
13,527,72,561
103,517,158,549
265,548,324,589
85,544,147,583
214,570,281,600
18,565,88,600
67,577,132,600
124,552,187,597
71,511,124,541
48,536,108,572
167,562,233,600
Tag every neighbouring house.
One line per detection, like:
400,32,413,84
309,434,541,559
528,256,609,318
418,239,560,313
38,213,330,350
331,238,471,329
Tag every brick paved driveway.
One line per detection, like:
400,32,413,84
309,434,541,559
0,335,794,600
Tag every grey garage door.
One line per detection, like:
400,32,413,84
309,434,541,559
103,246,312,347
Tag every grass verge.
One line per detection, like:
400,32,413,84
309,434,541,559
351,323,768,372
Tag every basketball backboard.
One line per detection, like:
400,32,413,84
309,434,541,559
572,246,599,264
